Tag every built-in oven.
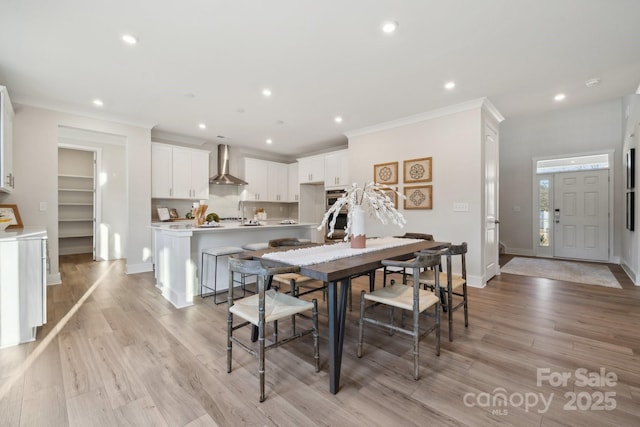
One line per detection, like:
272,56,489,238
325,190,348,241
326,189,346,211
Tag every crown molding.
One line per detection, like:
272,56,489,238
344,98,504,138
150,130,207,147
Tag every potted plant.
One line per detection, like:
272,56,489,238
319,182,406,248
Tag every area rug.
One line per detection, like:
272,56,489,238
501,257,622,288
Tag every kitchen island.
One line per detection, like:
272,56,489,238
151,221,321,308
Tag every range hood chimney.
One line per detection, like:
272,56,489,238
209,144,248,185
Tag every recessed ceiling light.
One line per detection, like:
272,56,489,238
92,99,104,107
262,88,272,97
382,21,398,34
122,34,138,45
585,78,600,88
266,139,273,144
334,116,343,123
198,123,206,130
554,93,566,101
444,81,456,90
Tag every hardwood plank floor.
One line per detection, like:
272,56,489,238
1,253,639,426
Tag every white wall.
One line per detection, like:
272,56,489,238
347,105,489,286
500,99,623,258
621,94,640,283
0,105,152,282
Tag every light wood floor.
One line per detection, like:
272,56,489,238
1,254,639,426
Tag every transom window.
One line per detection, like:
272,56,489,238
536,154,609,174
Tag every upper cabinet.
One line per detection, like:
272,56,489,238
151,143,210,199
298,154,325,184
243,158,269,201
267,162,288,202
288,162,299,202
0,86,15,193
243,158,291,202
324,150,349,189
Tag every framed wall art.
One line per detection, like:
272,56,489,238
381,186,398,209
373,161,398,185
627,148,635,189
404,185,432,210
404,157,432,183
0,204,23,229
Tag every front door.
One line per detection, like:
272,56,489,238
484,124,499,281
553,169,609,261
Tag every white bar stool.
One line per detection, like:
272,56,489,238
201,246,245,304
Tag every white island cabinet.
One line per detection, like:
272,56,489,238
0,227,47,348
151,222,319,308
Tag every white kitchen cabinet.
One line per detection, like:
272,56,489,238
298,154,325,184
324,150,349,189
243,158,269,201
151,143,210,199
0,86,15,193
288,162,299,202
0,228,47,348
268,161,288,201
243,158,290,202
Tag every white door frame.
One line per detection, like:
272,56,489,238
58,143,102,261
531,149,615,262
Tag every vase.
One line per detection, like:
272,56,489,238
350,205,366,248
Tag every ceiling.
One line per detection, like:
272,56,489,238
1,1,639,156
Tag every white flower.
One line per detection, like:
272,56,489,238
318,182,406,240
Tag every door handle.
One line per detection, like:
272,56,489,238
555,209,560,224
494,219,500,224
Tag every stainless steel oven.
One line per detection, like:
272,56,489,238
326,189,346,212
325,190,348,240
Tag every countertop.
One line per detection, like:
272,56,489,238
0,226,47,241
151,220,320,233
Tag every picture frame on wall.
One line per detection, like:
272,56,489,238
0,204,24,229
627,148,635,189
373,161,399,185
404,185,432,210
381,186,398,209
404,157,432,183
627,191,634,231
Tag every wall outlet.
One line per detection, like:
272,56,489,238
453,202,469,212
39,202,47,212
513,205,521,212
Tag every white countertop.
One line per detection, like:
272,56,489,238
0,226,47,241
151,220,319,233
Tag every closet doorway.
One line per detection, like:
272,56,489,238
58,146,99,258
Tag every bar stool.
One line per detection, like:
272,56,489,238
242,242,269,251
200,246,245,304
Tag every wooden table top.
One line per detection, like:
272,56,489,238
250,239,449,283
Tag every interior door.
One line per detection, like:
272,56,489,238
484,124,499,281
553,169,609,261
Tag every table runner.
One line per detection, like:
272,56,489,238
261,236,423,266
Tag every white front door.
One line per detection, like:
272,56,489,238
553,170,609,261
484,124,499,281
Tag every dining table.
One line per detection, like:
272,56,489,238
247,236,449,394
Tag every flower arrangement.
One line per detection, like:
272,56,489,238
318,182,406,241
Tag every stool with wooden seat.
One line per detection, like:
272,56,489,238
417,242,468,341
227,257,319,402
200,246,246,304
357,253,441,380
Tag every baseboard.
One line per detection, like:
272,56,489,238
467,275,486,288
620,261,639,285
126,262,153,274
47,273,61,285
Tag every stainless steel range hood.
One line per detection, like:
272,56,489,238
209,144,248,185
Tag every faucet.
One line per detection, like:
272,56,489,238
238,200,245,224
